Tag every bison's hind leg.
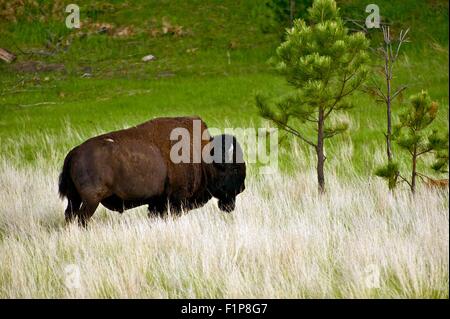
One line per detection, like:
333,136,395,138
65,193,81,224
76,189,107,227
78,199,100,228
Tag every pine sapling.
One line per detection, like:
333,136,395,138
377,91,448,193
256,0,369,192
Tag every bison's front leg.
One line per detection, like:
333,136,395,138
147,198,168,218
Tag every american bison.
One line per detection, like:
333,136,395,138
59,116,246,226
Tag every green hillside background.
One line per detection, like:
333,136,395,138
0,0,448,176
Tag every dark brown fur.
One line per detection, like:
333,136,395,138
59,116,246,226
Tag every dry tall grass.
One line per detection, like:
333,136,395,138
0,142,448,298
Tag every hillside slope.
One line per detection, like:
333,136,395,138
0,0,448,175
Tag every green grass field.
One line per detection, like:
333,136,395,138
0,0,448,298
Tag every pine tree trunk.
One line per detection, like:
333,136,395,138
411,146,417,193
385,45,393,161
386,96,397,190
385,48,396,190
386,77,392,162
317,106,325,193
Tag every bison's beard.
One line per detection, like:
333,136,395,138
218,197,235,212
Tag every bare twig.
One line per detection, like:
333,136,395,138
391,85,408,102
0,48,16,63
397,174,412,188
270,118,317,148
19,102,58,107
416,147,434,156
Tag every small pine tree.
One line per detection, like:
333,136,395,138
367,27,409,190
376,91,449,193
256,0,370,192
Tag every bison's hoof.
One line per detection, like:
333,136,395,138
218,199,235,212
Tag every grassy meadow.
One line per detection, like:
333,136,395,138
0,0,448,298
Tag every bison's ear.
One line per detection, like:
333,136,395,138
211,134,236,168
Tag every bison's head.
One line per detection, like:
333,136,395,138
209,134,246,212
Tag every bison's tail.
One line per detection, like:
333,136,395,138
58,150,77,200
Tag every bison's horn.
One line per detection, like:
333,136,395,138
227,144,234,163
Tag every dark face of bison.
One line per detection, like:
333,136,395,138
209,134,246,212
